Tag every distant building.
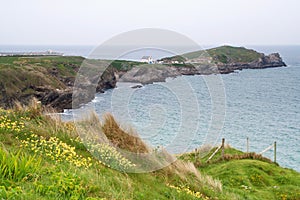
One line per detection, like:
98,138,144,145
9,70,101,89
140,56,153,64
0,50,64,57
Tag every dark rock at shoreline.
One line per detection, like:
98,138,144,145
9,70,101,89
217,53,286,73
131,85,143,89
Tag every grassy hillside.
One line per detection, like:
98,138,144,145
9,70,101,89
202,160,300,200
179,147,300,200
0,102,223,199
206,46,261,63
0,102,299,199
0,56,141,93
0,56,84,106
177,46,262,64
0,56,142,109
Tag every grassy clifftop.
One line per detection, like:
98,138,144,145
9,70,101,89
0,56,83,107
180,147,300,200
160,45,264,65
0,55,140,92
183,46,262,64
0,103,299,199
0,56,141,110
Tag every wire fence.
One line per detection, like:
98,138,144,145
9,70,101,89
205,138,277,163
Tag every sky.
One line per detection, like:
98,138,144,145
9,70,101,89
0,0,299,46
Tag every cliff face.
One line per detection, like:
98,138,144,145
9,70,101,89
251,53,287,68
0,56,117,112
0,75,117,112
217,53,286,74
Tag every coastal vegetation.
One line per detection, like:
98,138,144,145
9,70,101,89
159,45,263,64
0,101,299,199
183,45,262,64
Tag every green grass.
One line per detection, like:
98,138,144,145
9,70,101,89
0,148,41,182
179,146,300,200
0,56,84,98
0,105,223,199
178,45,262,64
207,46,261,63
109,59,143,71
0,102,299,199
200,160,300,200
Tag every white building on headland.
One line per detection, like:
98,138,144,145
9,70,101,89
140,56,153,64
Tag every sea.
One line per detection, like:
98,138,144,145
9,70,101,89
1,45,299,172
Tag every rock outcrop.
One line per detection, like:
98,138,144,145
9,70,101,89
118,53,286,84
119,65,180,84
217,53,286,74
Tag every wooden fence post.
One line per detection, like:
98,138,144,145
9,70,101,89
274,141,277,163
221,138,225,159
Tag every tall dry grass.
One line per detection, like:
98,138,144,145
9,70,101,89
13,98,79,140
98,114,222,190
101,114,150,154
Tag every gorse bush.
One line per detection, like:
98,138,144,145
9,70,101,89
166,183,209,199
0,147,41,182
0,114,26,133
20,133,92,169
89,143,136,171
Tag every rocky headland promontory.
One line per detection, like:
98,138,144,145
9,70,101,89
0,46,286,111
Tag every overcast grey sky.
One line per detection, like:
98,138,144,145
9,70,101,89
0,0,299,46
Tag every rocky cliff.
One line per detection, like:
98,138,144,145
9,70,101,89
217,52,286,74
0,56,117,112
0,47,287,111
119,51,286,84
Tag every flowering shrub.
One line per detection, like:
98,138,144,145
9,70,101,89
20,134,92,169
89,143,136,171
166,183,209,199
1,109,136,172
0,115,26,133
